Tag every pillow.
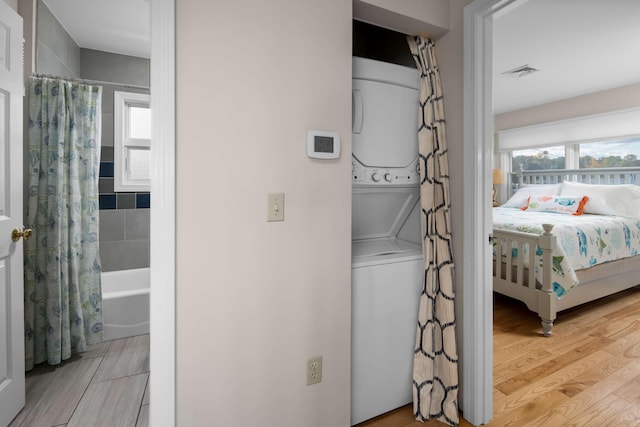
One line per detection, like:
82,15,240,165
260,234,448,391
502,184,562,209
560,181,640,217
525,195,589,215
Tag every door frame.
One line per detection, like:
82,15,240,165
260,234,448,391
461,0,520,424
149,0,176,425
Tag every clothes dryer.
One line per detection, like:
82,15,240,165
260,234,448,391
351,57,423,426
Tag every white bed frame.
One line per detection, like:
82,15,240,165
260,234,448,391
493,167,640,336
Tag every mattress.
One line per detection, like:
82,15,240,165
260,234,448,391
575,254,640,284
493,207,640,297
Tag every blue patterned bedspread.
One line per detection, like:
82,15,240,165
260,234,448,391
493,207,640,297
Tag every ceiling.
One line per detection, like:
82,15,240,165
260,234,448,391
41,0,640,112
493,0,640,114
41,0,150,59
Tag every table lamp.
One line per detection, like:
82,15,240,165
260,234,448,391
492,169,504,207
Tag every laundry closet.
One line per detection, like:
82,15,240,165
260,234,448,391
351,22,423,426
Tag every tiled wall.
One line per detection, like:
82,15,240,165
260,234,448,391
98,83,151,272
36,0,81,78
99,207,150,272
35,1,152,272
82,48,150,88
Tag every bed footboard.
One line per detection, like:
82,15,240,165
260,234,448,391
492,224,557,336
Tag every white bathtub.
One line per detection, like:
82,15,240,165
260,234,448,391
102,268,150,341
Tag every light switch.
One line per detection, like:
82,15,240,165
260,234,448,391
267,193,284,222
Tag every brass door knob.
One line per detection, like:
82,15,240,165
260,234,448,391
12,227,32,242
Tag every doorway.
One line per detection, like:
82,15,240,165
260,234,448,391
10,1,176,426
461,0,521,425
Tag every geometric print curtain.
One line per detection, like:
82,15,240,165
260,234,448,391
24,75,103,370
407,36,459,427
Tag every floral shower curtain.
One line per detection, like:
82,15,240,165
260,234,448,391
407,37,459,426
24,75,103,370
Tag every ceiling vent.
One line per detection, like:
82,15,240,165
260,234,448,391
501,64,540,78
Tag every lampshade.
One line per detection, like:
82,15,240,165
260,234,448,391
492,169,505,185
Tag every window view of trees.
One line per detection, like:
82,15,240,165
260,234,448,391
579,154,640,168
579,139,640,168
513,153,565,170
511,138,640,170
512,147,565,171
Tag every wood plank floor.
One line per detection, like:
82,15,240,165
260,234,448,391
9,334,150,427
360,287,640,427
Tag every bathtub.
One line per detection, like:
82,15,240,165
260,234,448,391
102,268,150,341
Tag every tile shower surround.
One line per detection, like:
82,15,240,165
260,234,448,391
99,146,150,272
99,146,150,210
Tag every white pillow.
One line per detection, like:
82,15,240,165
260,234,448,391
502,184,562,209
560,181,640,217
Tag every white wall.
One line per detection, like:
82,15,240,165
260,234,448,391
175,1,352,425
495,81,640,131
175,0,476,424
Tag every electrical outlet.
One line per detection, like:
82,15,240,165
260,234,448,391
306,356,322,386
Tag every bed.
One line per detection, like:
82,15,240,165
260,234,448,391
492,167,640,336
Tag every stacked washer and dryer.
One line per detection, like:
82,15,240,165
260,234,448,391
351,57,423,425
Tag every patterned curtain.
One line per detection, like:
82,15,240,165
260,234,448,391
407,37,459,426
24,75,103,370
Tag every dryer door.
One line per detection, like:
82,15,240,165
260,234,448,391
352,78,419,168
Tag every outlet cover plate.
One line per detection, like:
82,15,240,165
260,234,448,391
306,356,322,386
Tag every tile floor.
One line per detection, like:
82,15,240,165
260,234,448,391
9,334,149,427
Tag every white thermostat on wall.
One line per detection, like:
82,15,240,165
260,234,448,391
307,130,340,159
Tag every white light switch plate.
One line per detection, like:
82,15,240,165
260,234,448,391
267,193,284,221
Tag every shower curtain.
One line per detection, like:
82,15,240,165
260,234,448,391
407,37,459,426
24,75,103,370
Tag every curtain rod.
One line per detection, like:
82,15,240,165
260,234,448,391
31,73,149,91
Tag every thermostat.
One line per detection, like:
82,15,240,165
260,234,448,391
307,130,340,159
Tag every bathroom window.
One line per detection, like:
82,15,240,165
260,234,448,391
114,91,151,192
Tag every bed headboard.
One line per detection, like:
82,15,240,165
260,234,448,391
514,166,640,188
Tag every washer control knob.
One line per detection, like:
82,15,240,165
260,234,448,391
384,173,392,182
371,173,381,182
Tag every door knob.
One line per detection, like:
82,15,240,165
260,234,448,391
12,227,32,242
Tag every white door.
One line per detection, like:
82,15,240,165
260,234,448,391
0,2,25,426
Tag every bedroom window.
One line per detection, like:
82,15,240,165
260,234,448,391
498,108,640,174
579,137,640,168
512,146,565,171
114,91,151,192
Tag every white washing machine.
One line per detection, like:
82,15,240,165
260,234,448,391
351,57,423,426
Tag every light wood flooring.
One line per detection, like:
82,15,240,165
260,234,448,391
359,286,640,427
9,334,149,427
